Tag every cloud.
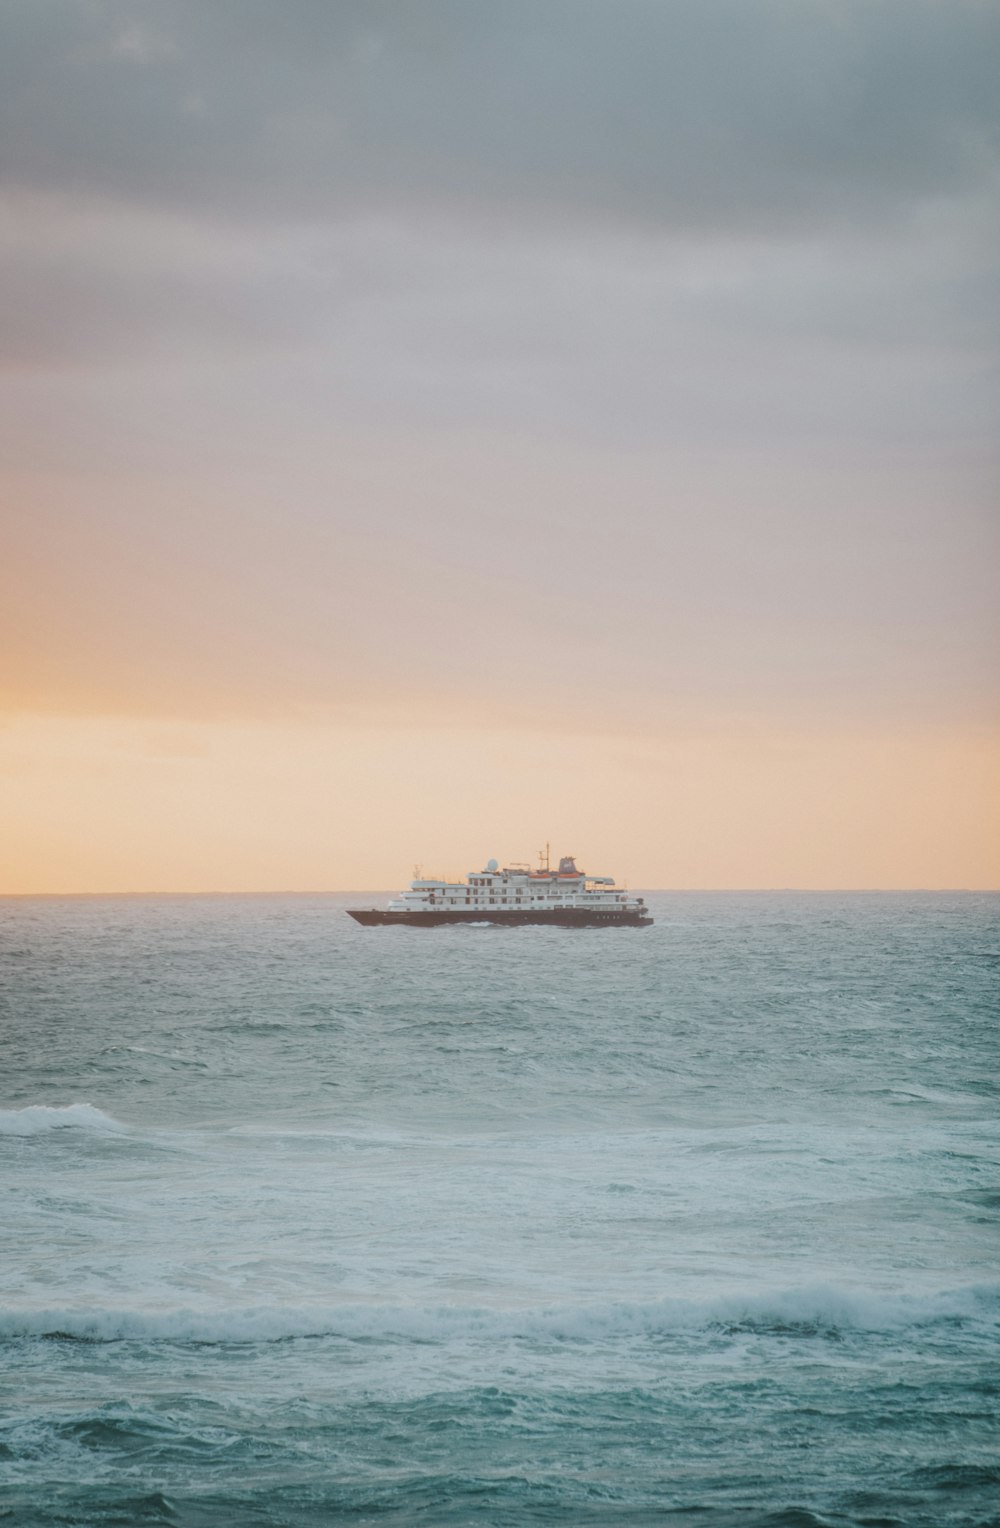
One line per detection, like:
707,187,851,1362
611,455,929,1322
1,1,997,229
0,1,995,743
0,195,313,366
0,200,995,469
1,1,996,402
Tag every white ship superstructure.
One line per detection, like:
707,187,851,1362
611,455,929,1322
348,851,652,927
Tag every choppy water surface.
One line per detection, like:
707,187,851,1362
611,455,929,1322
1,892,998,1526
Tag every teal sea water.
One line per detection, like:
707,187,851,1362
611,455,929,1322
1,892,998,1527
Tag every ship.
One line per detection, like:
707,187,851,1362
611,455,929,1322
347,849,653,928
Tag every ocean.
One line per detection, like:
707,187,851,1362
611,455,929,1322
1,891,998,1527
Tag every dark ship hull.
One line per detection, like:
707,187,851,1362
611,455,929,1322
348,907,653,928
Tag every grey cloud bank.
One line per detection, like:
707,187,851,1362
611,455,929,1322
3,0,998,227
2,0,997,382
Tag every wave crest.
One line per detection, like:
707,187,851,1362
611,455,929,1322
0,1103,127,1137
1,1283,996,1346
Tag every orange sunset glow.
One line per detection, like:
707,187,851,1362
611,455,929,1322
1,6,998,893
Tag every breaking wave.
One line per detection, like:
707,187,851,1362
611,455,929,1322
3,1283,997,1346
0,1103,128,1137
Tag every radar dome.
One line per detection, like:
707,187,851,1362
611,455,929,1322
486,858,499,872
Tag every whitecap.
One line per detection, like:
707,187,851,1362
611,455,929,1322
2,1282,996,1346
0,1103,128,1137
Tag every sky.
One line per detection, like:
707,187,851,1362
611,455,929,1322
1,0,998,891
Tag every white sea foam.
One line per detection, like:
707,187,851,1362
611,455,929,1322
0,1103,127,1137
2,1283,996,1345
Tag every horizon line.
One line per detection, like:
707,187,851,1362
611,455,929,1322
1,887,995,899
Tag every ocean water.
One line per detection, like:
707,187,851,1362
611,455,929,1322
1,891,998,1528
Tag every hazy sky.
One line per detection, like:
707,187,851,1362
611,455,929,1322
1,0,998,890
